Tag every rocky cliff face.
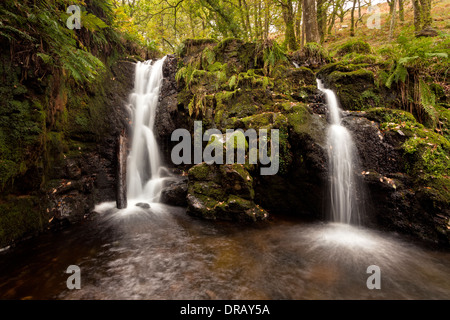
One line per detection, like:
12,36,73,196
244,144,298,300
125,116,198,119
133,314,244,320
0,57,137,247
155,39,449,247
45,60,135,225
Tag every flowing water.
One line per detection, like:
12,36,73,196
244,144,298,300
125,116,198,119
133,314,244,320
0,207,449,299
127,57,168,204
0,64,449,300
317,79,363,225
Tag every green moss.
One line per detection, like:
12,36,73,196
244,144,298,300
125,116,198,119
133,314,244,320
226,195,254,211
206,61,226,72
328,68,374,85
188,162,221,183
336,39,372,57
241,112,273,129
286,105,310,130
179,38,218,57
403,132,450,178
278,128,293,175
367,107,450,179
0,160,19,189
326,68,376,111
291,42,331,68
0,195,43,248
342,52,379,64
317,61,370,78
236,70,273,90
188,181,227,201
274,66,315,97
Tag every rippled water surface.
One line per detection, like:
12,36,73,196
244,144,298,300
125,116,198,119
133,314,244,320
0,203,449,300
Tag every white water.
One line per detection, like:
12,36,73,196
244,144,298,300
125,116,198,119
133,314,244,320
126,57,167,205
317,79,362,224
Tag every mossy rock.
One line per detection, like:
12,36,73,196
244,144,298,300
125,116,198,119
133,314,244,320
186,162,266,222
188,162,222,183
216,195,268,222
316,61,370,78
219,164,254,200
366,107,450,180
291,42,332,69
341,52,379,65
179,38,218,58
0,195,44,248
287,105,327,146
214,88,272,128
241,112,274,130
335,39,372,57
274,67,316,96
325,69,376,111
213,38,263,73
188,181,227,201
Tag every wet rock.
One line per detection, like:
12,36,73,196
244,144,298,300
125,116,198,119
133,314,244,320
160,178,188,207
186,163,268,222
341,112,450,246
136,202,151,209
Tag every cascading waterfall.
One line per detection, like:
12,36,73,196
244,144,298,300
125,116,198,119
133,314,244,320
126,57,167,205
317,79,362,224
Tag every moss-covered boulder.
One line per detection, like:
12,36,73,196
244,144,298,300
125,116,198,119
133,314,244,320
342,107,450,245
335,39,372,57
187,163,268,222
318,62,378,111
0,196,44,248
291,42,332,69
274,66,316,97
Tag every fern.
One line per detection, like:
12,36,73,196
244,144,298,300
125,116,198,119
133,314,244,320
228,75,237,90
386,62,408,89
82,12,109,31
262,41,287,75
36,53,53,64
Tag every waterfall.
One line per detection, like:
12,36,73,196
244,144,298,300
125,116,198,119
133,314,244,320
317,79,362,225
126,57,167,205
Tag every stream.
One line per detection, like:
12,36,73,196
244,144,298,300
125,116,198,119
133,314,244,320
0,203,449,300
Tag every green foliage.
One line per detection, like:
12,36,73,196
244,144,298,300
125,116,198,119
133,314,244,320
381,32,449,127
262,41,287,76
176,63,197,86
342,52,378,65
0,196,43,248
292,42,331,68
0,1,110,83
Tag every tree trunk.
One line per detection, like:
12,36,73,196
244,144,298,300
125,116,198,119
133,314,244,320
412,0,422,31
295,0,302,41
116,131,127,209
301,6,305,48
242,0,252,39
238,0,249,40
281,0,297,50
358,0,361,19
317,0,327,43
419,0,432,28
264,0,270,41
258,0,263,41
350,0,357,37
303,0,320,43
327,0,337,34
399,0,404,22
389,0,397,39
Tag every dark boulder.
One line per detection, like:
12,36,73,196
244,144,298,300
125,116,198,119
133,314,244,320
186,163,269,222
160,178,188,207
